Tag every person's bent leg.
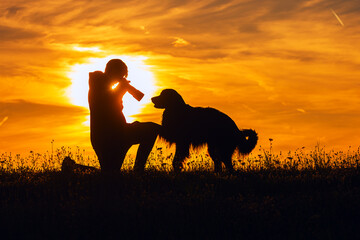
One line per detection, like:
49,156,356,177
97,146,129,173
127,122,161,173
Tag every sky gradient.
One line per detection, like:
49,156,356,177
1,0,360,154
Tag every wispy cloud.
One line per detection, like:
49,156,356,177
5,6,24,17
331,9,344,26
0,25,43,41
0,0,360,151
0,116,8,127
172,37,190,47
0,100,89,152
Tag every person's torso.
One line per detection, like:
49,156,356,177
88,72,127,133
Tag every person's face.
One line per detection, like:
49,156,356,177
106,71,126,90
107,69,127,80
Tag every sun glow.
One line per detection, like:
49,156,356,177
111,82,119,90
67,55,156,123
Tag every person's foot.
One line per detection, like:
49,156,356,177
61,156,76,173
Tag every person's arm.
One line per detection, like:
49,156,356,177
111,80,128,100
112,79,144,101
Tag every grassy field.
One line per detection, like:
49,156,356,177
1,145,360,239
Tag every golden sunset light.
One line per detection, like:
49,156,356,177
67,55,156,123
0,0,360,155
2,2,360,238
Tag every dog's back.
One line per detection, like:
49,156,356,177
162,104,241,147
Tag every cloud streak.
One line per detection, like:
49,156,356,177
0,100,89,153
0,116,8,127
0,0,359,152
0,25,42,41
331,9,344,26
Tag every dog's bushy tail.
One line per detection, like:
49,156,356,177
237,129,258,155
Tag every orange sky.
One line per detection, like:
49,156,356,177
1,0,360,154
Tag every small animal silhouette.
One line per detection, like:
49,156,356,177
61,156,97,173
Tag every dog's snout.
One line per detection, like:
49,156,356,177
151,96,160,103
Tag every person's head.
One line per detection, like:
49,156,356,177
105,59,128,80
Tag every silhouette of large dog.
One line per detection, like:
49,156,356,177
151,89,258,172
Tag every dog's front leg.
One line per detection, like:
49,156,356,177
173,143,190,172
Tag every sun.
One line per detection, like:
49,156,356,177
67,55,156,123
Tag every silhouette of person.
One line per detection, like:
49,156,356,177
88,59,160,173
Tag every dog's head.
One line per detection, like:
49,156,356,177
151,89,186,109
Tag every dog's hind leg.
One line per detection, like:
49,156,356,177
223,157,235,173
221,147,235,173
214,161,222,173
208,145,222,173
173,143,190,172
209,145,235,173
